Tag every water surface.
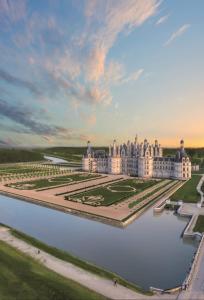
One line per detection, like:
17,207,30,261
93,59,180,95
0,194,198,290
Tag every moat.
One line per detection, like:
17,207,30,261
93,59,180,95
0,194,198,290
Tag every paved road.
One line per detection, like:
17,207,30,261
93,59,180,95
0,227,175,300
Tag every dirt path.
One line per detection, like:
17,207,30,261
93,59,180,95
0,226,175,300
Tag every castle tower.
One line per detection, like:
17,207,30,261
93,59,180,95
87,141,92,156
113,139,117,157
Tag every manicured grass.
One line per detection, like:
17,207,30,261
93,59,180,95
0,240,107,300
67,179,158,206
193,215,204,233
171,175,201,203
10,228,150,295
6,173,100,190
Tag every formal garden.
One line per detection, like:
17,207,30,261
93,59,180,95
6,173,101,190
65,179,159,206
0,163,73,183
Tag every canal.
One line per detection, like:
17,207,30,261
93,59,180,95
0,193,198,290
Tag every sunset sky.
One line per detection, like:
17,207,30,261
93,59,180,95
0,0,203,148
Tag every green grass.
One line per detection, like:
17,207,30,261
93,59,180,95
193,215,204,233
0,149,44,164
171,175,201,203
9,228,150,295
67,179,158,206
0,240,108,300
6,173,100,190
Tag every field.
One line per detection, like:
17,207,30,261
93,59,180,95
66,179,158,206
170,175,201,203
193,215,204,233
6,173,101,190
0,149,44,164
0,240,106,300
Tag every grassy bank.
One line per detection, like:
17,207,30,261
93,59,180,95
171,175,201,203
0,149,44,164
193,215,204,233
9,227,150,295
0,240,107,300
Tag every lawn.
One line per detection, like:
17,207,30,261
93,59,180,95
171,175,201,203
7,173,100,190
66,179,158,206
0,241,107,300
193,215,204,233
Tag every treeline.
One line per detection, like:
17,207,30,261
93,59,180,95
0,149,44,164
164,148,204,166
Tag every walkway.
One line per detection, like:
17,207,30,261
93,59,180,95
197,175,204,206
0,226,175,300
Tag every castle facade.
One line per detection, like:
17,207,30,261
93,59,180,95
82,137,191,180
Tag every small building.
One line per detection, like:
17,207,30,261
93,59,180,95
82,137,191,180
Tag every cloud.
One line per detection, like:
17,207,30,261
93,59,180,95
0,68,41,96
45,50,81,80
84,0,159,82
104,61,124,84
156,14,169,26
0,138,11,147
86,45,106,82
0,0,26,26
0,98,84,141
164,24,191,46
121,68,144,84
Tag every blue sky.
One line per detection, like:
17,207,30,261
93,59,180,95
0,0,203,147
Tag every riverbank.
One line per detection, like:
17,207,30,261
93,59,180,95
0,225,177,300
0,229,106,300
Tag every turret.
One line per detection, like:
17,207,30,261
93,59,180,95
113,139,117,157
180,139,184,149
87,141,92,156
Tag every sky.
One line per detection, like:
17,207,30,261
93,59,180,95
0,0,204,148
